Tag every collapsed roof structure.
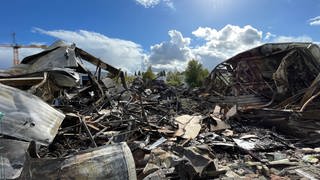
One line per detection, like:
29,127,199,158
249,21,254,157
0,41,134,179
0,41,127,102
205,43,320,145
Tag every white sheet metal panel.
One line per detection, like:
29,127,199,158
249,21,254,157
24,46,79,73
0,83,65,145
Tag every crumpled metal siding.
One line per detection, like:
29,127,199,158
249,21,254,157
0,83,65,145
21,46,79,73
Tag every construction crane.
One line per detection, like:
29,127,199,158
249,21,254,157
0,33,47,65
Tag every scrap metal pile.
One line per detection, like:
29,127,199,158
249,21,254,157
0,41,320,179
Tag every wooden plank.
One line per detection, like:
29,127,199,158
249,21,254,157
0,76,44,86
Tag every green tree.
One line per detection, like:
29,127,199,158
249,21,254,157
166,71,183,86
142,66,156,80
157,70,166,77
125,74,136,84
184,59,209,87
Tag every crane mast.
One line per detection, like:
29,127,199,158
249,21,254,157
0,33,47,65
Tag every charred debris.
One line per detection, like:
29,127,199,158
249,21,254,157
0,41,320,179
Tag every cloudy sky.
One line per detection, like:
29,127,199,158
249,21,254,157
0,0,319,72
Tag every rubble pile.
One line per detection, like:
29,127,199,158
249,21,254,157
0,41,320,179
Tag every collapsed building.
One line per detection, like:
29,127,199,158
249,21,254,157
0,41,319,179
0,41,133,179
205,43,320,145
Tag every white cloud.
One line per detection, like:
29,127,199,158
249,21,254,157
192,25,262,46
135,0,160,8
273,35,312,42
163,0,175,10
309,16,320,26
191,25,263,69
264,32,276,40
188,25,315,70
34,28,146,73
0,48,15,69
148,30,194,71
152,60,188,72
0,46,42,69
149,25,264,71
135,0,174,9
149,25,312,71
1,25,315,73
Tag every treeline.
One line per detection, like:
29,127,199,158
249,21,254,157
126,59,209,88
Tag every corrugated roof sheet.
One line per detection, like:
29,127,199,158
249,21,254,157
0,83,65,145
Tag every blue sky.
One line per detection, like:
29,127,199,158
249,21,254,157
1,0,320,72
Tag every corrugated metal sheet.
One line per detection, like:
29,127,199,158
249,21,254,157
0,44,80,77
0,83,65,145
